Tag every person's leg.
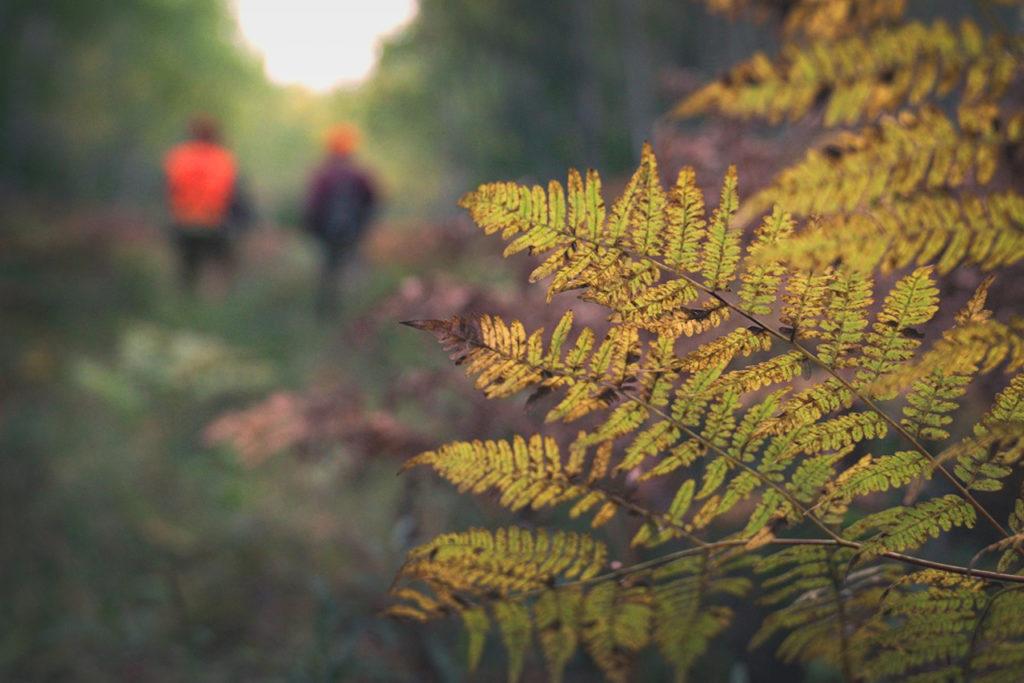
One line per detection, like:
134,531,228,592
207,232,235,298
176,232,200,293
316,240,343,319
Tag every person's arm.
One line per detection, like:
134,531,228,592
358,171,379,222
304,166,329,232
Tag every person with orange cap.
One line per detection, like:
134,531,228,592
164,115,251,292
304,122,378,318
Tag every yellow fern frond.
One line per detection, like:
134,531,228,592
676,20,1017,126
759,191,1024,275
392,527,608,601
459,146,744,335
744,107,1010,221
854,266,940,392
405,435,623,525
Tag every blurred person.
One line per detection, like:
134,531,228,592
164,114,252,293
303,122,378,318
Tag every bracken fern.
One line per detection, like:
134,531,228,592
386,4,1024,681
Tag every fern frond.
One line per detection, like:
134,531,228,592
676,326,772,372
700,165,741,291
847,494,977,559
676,19,1017,126
968,587,1024,683
854,266,940,392
581,581,652,683
818,451,931,521
780,0,906,40
405,314,642,423
534,587,582,683
758,191,1024,275
712,350,806,395
664,166,707,272
779,268,833,341
700,0,907,39
766,378,855,435
817,269,874,367
862,570,988,681
744,107,1010,220
786,412,889,461
390,526,607,604
751,545,894,675
999,489,1024,573
405,435,632,528
459,145,743,335
951,373,1024,492
651,551,751,681
738,205,794,315
873,279,1024,435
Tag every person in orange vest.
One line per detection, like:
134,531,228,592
303,123,378,318
164,115,251,292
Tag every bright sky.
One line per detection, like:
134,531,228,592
233,0,418,91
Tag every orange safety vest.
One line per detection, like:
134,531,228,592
164,141,238,228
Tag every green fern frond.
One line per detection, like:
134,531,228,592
862,570,988,681
854,266,940,391
969,588,1024,683
786,412,889,461
847,494,977,559
651,551,751,682
818,451,931,519
581,581,652,683
751,545,894,674
817,269,874,367
700,165,741,291
390,527,607,605
951,373,1024,491
534,587,582,683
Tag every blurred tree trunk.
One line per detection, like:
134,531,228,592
571,0,605,167
616,0,655,160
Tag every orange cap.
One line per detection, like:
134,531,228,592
326,123,360,155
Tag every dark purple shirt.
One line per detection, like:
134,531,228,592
304,155,377,237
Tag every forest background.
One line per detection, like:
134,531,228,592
0,0,1012,681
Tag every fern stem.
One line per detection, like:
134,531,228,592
508,537,1024,605
594,481,711,548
